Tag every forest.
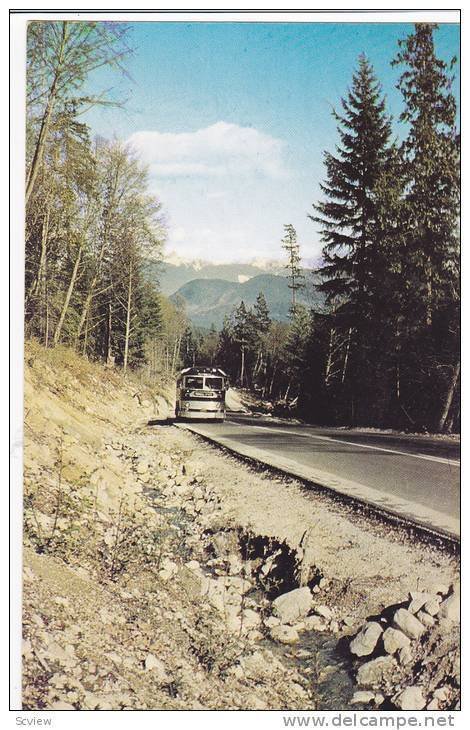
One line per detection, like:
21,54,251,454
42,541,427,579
24,21,460,432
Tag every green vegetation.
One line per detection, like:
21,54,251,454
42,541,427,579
24,22,459,432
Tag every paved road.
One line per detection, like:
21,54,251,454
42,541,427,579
178,414,460,538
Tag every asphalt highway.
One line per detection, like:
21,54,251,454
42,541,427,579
179,414,460,538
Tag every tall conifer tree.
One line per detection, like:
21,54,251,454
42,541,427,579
310,54,392,323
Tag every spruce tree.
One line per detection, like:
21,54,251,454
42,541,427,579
393,23,459,327
282,224,304,311
253,292,271,335
310,54,392,322
393,23,460,430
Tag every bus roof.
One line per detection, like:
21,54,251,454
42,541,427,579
179,366,228,377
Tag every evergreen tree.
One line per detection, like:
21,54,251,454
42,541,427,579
393,23,459,324
393,23,460,430
253,291,271,334
233,301,251,387
310,54,392,318
283,305,312,401
282,224,304,311
309,54,393,424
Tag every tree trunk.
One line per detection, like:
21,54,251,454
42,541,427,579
437,361,460,433
106,301,113,364
284,377,292,401
53,243,83,345
324,327,335,385
341,328,352,384
240,345,245,387
123,260,133,373
27,205,50,303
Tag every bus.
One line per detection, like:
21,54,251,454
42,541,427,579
175,366,229,421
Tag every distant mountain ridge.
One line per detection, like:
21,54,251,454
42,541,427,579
153,259,287,297
169,273,322,328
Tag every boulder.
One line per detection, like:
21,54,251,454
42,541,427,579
314,604,332,620
350,622,383,657
382,627,410,655
304,615,327,631
398,646,413,666
417,610,434,627
272,587,313,625
396,686,426,711
408,591,432,614
357,656,396,688
423,598,441,616
351,691,375,705
438,592,460,623
393,608,426,640
270,624,300,644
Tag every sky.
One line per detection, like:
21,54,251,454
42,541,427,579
83,20,460,264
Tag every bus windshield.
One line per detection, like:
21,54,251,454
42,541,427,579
185,376,204,389
205,376,224,390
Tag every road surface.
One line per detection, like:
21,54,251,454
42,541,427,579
178,414,460,540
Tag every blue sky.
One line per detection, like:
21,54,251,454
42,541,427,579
84,21,460,264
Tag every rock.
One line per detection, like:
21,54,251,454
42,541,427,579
314,604,332,620
433,686,450,702
427,699,440,711
382,627,410,655
272,587,313,625
270,624,300,644
350,622,383,657
393,608,426,640
227,553,243,575
374,693,385,706
158,557,178,581
396,686,426,711
185,560,201,572
408,591,432,614
225,614,242,634
144,653,168,682
242,609,261,630
264,616,281,628
398,645,413,666
423,598,441,616
438,592,460,623
417,610,434,627
223,576,252,594
351,691,375,704
304,615,327,631
357,656,396,688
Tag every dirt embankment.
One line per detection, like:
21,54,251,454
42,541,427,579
21,343,460,711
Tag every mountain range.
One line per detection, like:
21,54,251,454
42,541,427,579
145,255,323,328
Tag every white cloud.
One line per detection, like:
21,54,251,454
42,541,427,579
127,121,287,179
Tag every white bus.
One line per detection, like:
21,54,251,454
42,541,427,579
175,366,228,422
